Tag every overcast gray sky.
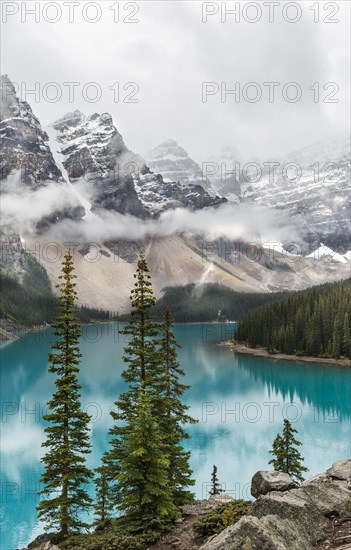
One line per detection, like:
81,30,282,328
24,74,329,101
1,0,350,163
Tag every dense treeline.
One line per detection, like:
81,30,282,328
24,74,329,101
0,254,111,326
78,306,112,324
236,279,351,359
152,283,292,322
0,254,56,325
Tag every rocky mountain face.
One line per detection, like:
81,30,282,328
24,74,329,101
148,135,351,252
49,110,146,218
207,139,351,252
146,139,215,195
1,73,224,227
0,75,61,187
0,75,84,228
50,114,225,218
249,137,351,252
26,234,351,313
0,74,350,304
1,72,349,252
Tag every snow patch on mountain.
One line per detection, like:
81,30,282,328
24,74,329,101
262,241,300,257
45,125,97,221
307,244,351,264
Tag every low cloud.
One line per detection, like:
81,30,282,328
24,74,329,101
1,174,302,244
1,174,81,233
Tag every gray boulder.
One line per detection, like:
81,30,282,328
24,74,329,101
326,458,351,481
199,514,313,550
252,487,326,545
251,470,297,498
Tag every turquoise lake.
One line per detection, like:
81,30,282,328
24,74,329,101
1,323,350,550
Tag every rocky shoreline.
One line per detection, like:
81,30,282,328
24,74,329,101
0,318,49,342
21,459,351,550
221,341,351,367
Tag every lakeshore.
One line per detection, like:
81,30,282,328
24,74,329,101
221,341,351,367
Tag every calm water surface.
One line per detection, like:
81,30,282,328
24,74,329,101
1,323,350,550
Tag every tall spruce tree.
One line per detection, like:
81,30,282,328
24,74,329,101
209,465,222,496
269,419,308,482
105,254,198,529
37,250,93,538
103,252,163,490
158,308,197,506
115,388,179,533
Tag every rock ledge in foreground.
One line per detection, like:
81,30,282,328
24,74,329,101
199,459,351,550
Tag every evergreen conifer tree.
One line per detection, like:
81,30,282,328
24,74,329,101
103,252,162,490
269,419,308,482
236,279,351,359
104,254,198,530
115,388,179,532
268,433,285,471
94,465,114,527
37,250,93,538
209,465,222,496
158,308,197,506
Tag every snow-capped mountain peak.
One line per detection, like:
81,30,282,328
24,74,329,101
49,114,224,217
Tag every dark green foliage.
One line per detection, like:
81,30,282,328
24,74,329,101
269,434,285,471
114,389,179,533
103,253,164,503
0,253,111,326
119,253,163,386
104,255,197,533
342,312,351,357
37,250,93,538
236,279,351,359
94,465,115,526
269,419,308,483
209,465,222,496
0,254,56,325
76,306,112,323
158,308,197,506
152,283,292,322
193,500,251,536
58,530,159,550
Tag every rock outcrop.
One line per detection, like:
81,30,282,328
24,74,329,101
251,470,297,498
199,459,351,550
326,459,351,481
0,75,61,187
0,75,84,228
